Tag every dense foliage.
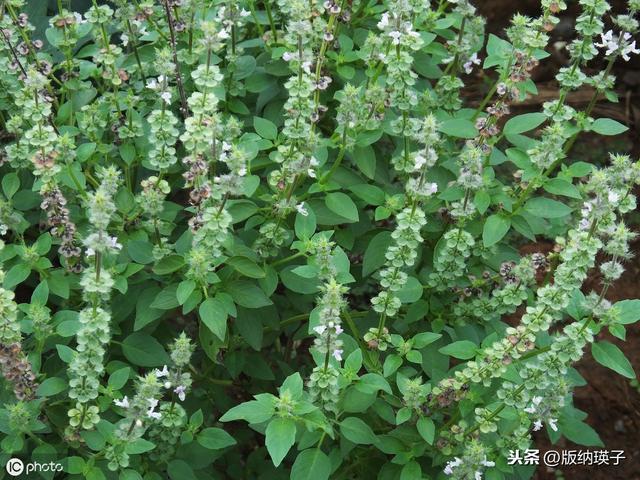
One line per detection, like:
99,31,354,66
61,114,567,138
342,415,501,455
1,0,640,478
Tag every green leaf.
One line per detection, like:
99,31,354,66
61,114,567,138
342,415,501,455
36,377,67,397
559,418,604,447
383,354,403,377
197,428,237,450
121,333,170,367
295,205,316,239
438,119,478,139
2,173,20,199
591,341,635,379
483,214,511,247
225,280,273,308
108,367,131,390
125,439,156,454
362,231,392,277
503,113,547,135
474,190,491,214
400,461,422,480
438,340,477,359
220,399,275,423
167,460,197,480
417,417,435,445
253,116,278,140
291,449,331,480
152,255,185,275
543,178,582,199
3,264,31,289
176,280,196,305
227,256,266,279
524,197,572,218
325,192,359,222
352,145,376,179
348,184,385,205
591,118,628,136
615,299,640,324
340,417,377,445
127,240,155,264
199,297,228,340
265,417,296,467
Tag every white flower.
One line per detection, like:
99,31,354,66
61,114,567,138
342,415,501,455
444,457,463,475
161,91,172,104
334,324,343,335
389,31,402,45
475,472,483,480
282,51,294,62
425,182,438,196
240,8,250,17
146,78,159,90
114,396,129,408
108,236,122,250
533,420,543,431
524,405,536,414
608,191,621,204
377,12,390,30
481,456,495,468
548,418,558,432
146,398,162,419
155,365,169,378
332,349,343,361
595,30,619,56
622,40,640,61
164,381,172,389
0,224,7,235
296,202,309,216
121,33,129,47
174,385,186,401
463,53,481,74
314,325,326,335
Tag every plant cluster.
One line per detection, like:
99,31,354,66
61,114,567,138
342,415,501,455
0,0,639,479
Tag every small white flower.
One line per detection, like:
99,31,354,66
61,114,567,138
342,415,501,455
533,420,543,431
481,456,495,468
86,247,95,257
114,396,129,408
463,53,481,74
296,202,309,216
334,325,344,335
147,410,162,420
475,471,483,480
596,30,619,56
155,365,169,378
121,33,129,47
174,385,186,401
377,12,390,30
388,31,402,45
146,78,159,90
314,325,326,335
332,349,343,361
135,419,143,427
608,191,621,204
622,40,640,61
524,405,536,414
161,91,172,104
425,182,438,196
240,8,251,17
108,236,122,250
0,224,7,235
548,418,558,432
164,381,172,389
282,51,294,62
